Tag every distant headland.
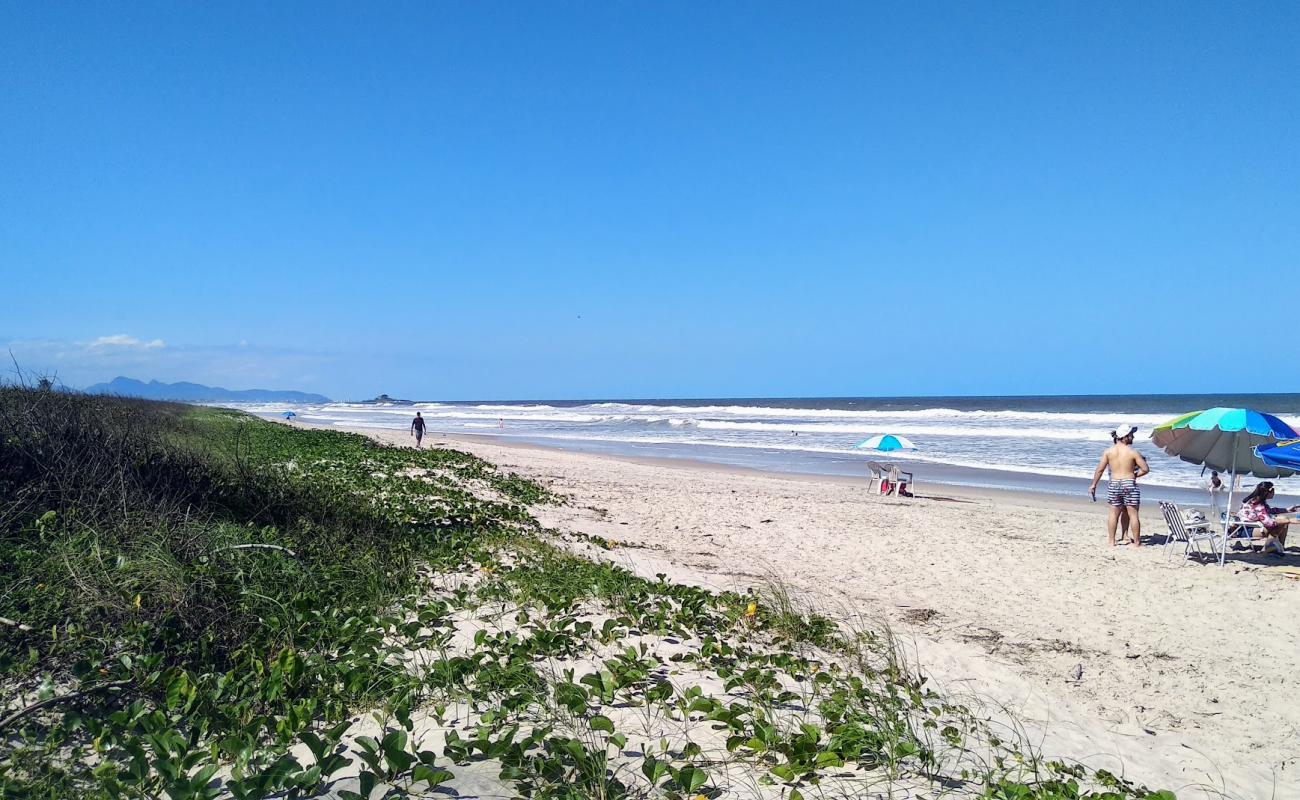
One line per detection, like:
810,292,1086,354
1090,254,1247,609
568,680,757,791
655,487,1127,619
358,393,415,405
84,376,330,404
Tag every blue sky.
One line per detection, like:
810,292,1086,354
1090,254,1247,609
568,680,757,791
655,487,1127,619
3,2,1297,401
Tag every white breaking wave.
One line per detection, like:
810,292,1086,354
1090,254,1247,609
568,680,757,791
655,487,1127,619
264,400,1178,426
693,420,1114,441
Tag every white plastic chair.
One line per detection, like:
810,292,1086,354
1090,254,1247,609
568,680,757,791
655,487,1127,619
882,463,914,497
866,462,886,494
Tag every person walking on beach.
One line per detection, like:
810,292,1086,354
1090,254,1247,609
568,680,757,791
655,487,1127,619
410,412,426,448
1088,424,1150,546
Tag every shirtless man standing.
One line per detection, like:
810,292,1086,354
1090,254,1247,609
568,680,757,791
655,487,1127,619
1088,424,1150,547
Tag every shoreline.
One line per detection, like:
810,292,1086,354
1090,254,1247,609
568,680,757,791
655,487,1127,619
429,430,1107,512
266,413,1298,509
308,419,1300,799
249,395,1300,509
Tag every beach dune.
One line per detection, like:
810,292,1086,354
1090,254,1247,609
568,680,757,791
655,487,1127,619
350,425,1299,800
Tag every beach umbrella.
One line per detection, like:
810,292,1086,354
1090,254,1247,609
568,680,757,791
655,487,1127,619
1257,438,1300,473
854,434,917,452
1152,407,1298,564
1152,408,1296,477
282,411,297,420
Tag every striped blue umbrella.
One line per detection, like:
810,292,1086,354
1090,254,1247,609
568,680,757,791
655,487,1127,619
854,434,917,452
282,411,297,420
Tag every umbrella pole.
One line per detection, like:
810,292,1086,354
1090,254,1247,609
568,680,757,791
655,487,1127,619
1221,435,1239,567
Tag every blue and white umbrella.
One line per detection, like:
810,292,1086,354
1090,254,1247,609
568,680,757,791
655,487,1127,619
282,411,297,420
854,434,917,452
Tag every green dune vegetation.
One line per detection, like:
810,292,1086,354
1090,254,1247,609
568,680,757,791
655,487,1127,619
0,387,1175,799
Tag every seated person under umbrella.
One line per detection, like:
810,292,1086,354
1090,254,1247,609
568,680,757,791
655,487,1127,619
1238,481,1299,557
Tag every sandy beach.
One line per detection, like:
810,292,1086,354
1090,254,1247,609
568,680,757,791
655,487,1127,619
348,425,1300,799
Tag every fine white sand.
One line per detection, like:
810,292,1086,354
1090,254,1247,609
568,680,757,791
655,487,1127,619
351,426,1300,799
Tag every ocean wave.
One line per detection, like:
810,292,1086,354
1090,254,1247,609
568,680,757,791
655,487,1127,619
542,403,1185,425
693,420,1114,440
286,401,1182,425
283,405,1186,432
233,399,1300,432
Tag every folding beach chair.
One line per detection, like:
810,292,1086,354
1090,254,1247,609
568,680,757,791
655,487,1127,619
1159,501,1220,561
1208,492,1260,541
1224,517,1267,553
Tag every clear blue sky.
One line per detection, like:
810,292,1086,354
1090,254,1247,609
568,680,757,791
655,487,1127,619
3,2,1297,400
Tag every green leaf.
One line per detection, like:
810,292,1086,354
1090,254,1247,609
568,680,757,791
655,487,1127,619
298,731,328,761
589,715,614,734
554,682,588,715
381,729,408,760
358,770,376,798
164,671,189,711
412,765,454,786
642,756,668,784
190,763,219,788
679,766,708,792
258,755,301,792
815,751,844,768
356,736,380,754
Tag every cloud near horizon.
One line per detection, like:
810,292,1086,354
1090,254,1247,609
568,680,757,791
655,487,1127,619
89,334,166,350
3,334,335,395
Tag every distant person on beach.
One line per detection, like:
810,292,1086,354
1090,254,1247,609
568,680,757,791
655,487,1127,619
1088,424,1150,546
410,412,426,448
1238,481,1298,557
1205,470,1226,512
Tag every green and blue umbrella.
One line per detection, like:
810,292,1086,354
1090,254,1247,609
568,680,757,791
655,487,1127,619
1151,407,1297,478
1152,407,1297,564
854,434,917,452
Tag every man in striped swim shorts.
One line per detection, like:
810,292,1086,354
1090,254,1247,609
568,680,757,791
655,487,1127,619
1088,424,1150,547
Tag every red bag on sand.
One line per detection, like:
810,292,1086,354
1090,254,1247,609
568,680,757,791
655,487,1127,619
881,480,891,494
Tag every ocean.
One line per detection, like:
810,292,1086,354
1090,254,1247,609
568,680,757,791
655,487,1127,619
238,394,1300,502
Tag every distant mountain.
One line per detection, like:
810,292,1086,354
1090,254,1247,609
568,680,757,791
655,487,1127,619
84,377,330,404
